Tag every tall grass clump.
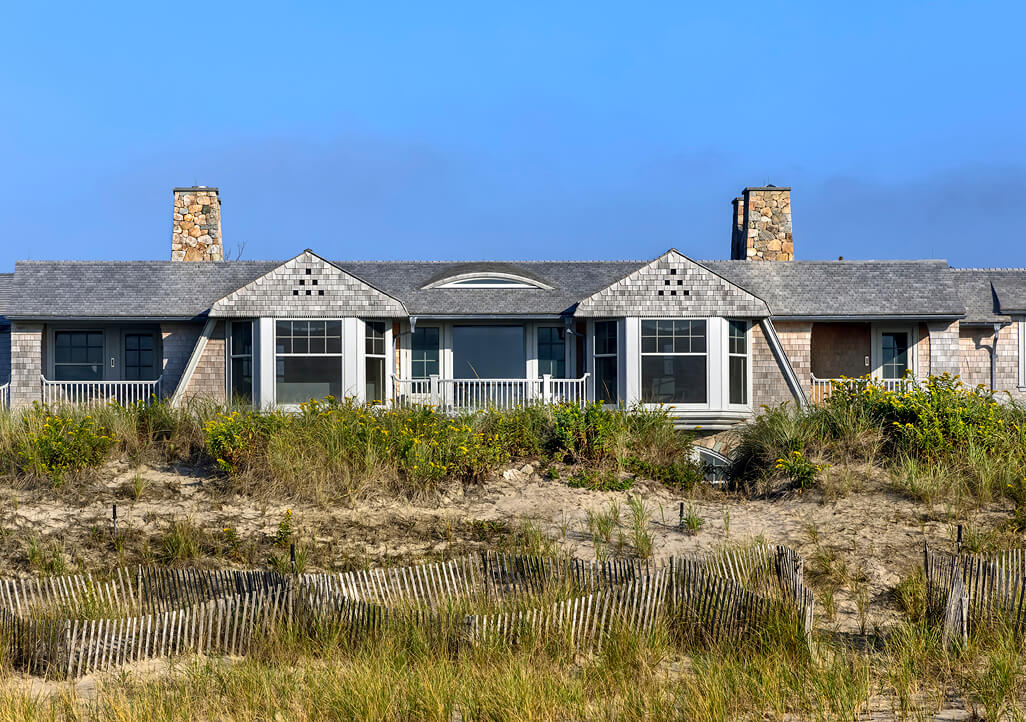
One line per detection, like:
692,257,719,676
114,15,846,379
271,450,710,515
733,374,1026,502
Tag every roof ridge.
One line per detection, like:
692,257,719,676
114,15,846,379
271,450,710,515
952,267,1026,272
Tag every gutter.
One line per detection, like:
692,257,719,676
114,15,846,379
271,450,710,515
760,318,809,408
769,314,964,322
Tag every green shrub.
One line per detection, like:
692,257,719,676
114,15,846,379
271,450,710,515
18,409,118,484
774,450,827,491
204,409,285,475
567,468,633,492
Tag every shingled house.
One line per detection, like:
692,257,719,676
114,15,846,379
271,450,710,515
0,185,1023,439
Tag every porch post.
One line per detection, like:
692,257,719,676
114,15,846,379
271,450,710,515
542,373,552,404
429,374,440,407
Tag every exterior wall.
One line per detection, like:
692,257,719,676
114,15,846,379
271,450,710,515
160,322,204,397
927,321,960,377
751,321,803,408
179,321,226,403
575,249,769,318
0,327,10,383
10,323,42,408
959,323,1024,400
915,323,930,378
809,322,871,378
172,187,223,262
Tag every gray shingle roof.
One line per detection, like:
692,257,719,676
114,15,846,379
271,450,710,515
701,260,965,318
951,269,1026,323
3,260,644,319
0,272,12,327
1,256,990,322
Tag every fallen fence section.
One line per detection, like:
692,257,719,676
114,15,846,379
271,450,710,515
924,545,1026,647
0,546,814,679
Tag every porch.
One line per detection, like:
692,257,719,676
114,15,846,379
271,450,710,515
808,321,924,404
40,375,163,407
392,374,589,411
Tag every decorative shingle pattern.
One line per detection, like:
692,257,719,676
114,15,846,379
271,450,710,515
160,322,203,396
575,250,770,318
209,251,407,319
10,323,42,408
179,322,226,402
927,321,960,377
704,260,964,318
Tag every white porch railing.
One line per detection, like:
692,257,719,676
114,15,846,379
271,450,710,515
392,374,589,411
40,375,163,407
0,383,8,409
810,375,916,404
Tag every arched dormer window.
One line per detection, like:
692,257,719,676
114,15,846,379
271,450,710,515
422,269,552,290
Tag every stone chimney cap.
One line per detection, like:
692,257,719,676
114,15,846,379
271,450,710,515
743,185,791,192
173,186,220,193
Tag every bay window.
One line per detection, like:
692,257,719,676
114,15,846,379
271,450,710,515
641,320,707,404
275,320,342,404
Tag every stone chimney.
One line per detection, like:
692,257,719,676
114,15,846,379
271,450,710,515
729,185,793,261
172,186,223,261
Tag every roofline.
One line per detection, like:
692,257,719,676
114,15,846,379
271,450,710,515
770,314,965,322
409,314,568,321
4,315,206,322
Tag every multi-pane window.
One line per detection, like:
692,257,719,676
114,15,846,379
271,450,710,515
593,321,618,404
123,333,155,381
54,331,104,381
641,320,707,404
411,327,440,379
728,320,748,405
365,321,387,403
229,321,253,402
538,327,566,378
275,320,343,404
881,332,910,379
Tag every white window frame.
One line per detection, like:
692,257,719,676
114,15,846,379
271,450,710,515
640,319,710,408
871,324,918,381
1017,318,1026,391
726,319,752,409
226,320,254,402
592,319,620,404
364,320,389,405
273,318,344,407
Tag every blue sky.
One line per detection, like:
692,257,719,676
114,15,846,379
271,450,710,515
1,1,1023,268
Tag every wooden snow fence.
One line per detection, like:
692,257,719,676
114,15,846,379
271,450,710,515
925,544,1026,647
0,545,814,678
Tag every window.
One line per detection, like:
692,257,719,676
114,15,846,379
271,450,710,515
881,332,909,380
54,331,104,381
593,321,618,404
229,321,253,402
728,320,748,405
411,327,440,379
123,333,155,381
538,327,566,378
452,326,525,378
641,320,707,404
275,320,343,404
365,321,387,403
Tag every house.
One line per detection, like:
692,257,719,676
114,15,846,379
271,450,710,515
0,185,1023,447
